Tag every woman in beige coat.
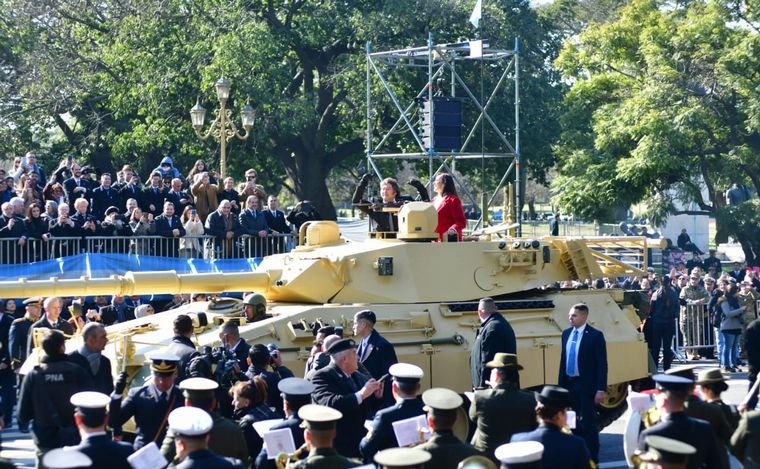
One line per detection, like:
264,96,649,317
190,172,218,222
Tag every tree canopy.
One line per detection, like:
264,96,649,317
551,0,760,240
0,0,563,218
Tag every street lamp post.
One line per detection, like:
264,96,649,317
190,77,255,179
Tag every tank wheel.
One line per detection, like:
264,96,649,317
597,382,628,430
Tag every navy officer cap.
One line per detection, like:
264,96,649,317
653,373,693,392
278,377,315,398
327,338,356,355
389,363,423,384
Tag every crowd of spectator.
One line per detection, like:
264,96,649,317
0,152,325,263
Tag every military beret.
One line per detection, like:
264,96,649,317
317,325,335,336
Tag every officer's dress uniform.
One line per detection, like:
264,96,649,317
289,404,360,469
511,423,591,469
74,433,133,469
417,429,482,468
469,382,537,458
730,409,760,466
166,406,245,469
360,397,425,461
112,381,184,449
290,447,360,469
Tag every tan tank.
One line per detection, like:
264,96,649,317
8,203,661,430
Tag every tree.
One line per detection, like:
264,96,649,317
1,0,563,219
551,0,760,260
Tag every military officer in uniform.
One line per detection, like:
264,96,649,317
510,386,592,469
664,366,732,467
494,441,544,469
730,395,760,466
374,447,432,469
160,377,248,465
417,388,483,468
360,363,426,461
637,374,722,469
41,448,92,469
470,353,536,461
167,406,245,468
8,297,41,432
111,350,184,450
255,377,315,468
69,391,133,469
632,435,697,469
289,404,360,468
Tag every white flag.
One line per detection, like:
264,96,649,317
469,0,482,28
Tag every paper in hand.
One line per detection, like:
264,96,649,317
252,418,284,437
264,428,296,460
127,442,168,469
392,414,430,447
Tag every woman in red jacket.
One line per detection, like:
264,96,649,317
432,173,466,241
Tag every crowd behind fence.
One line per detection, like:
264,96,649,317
0,233,298,264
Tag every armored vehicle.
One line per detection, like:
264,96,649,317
9,203,658,432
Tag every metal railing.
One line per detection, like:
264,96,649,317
672,304,715,362
0,233,297,264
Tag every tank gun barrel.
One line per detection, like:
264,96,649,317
4,271,271,298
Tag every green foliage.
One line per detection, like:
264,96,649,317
551,0,760,235
0,0,563,218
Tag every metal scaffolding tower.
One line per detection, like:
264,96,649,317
366,33,522,234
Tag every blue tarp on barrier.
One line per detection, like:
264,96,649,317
0,253,263,281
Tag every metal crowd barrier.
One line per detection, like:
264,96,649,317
672,303,715,362
0,233,297,264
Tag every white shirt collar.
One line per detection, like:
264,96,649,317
573,323,587,334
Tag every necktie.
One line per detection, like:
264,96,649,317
566,329,579,376
160,392,167,404
168,218,172,228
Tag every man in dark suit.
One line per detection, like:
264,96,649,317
219,321,250,369
470,353,536,461
119,174,142,209
638,374,722,469
0,303,16,426
67,323,114,396
311,338,383,458
141,171,168,217
97,295,136,326
70,391,133,469
90,173,120,220
166,178,192,216
360,363,425,462
417,388,482,468
63,163,90,203
255,377,314,468
152,201,185,257
239,195,270,257
470,297,516,390
557,303,608,462
27,297,74,358
511,386,593,469
353,309,398,407
265,196,292,254
205,200,242,258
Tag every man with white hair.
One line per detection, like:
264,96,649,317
0,201,26,263
311,338,383,458
27,297,74,357
205,200,241,258
48,202,78,257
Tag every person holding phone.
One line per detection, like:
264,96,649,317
180,206,204,258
